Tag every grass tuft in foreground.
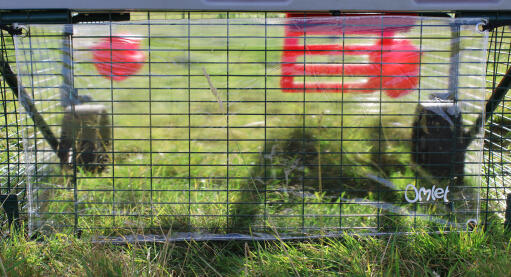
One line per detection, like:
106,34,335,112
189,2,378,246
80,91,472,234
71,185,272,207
1,219,510,276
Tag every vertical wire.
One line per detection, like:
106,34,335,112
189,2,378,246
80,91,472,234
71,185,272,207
64,25,79,234
9,32,22,210
484,28,500,227
413,16,425,230
6,32,22,198
301,11,307,233
226,11,231,231
108,17,116,229
37,33,46,170
187,11,192,232
148,12,154,228
339,14,345,232
448,22,461,229
376,16,384,231
26,27,41,228
263,11,268,232
491,28,501,221
14,43,21,199
482,28,492,227
1,31,11,195
483,28,496,227
41,29,55,169
13,30,32,229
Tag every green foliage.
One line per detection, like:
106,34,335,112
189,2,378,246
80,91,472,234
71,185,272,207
1,224,511,276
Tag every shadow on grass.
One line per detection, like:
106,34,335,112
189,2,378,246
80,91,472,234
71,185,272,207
230,128,404,233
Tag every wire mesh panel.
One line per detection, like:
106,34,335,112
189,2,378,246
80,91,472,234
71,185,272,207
10,13,490,239
0,30,25,234
10,26,70,233
482,26,511,225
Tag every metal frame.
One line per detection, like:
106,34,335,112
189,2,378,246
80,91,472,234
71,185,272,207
1,0,511,12
0,11,510,240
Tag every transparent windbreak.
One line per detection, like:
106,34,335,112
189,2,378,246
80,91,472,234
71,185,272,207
13,14,488,239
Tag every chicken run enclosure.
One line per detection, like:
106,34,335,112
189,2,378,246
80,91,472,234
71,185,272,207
2,5,511,241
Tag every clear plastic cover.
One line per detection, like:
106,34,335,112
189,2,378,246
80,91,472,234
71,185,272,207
13,14,488,238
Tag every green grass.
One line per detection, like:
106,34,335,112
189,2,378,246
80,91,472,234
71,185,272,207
1,221,511,276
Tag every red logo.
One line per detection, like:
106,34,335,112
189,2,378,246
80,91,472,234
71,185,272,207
281,15,420,98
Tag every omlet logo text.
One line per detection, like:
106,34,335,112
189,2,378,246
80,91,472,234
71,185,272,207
404,184,449,203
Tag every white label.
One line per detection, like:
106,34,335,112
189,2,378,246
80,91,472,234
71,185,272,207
405,184,449,203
